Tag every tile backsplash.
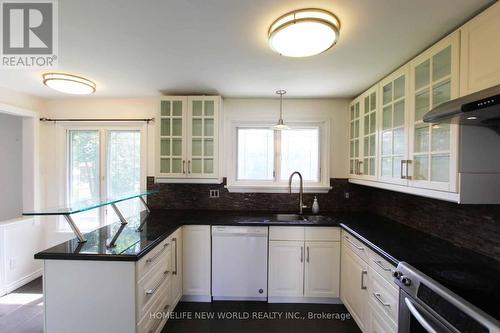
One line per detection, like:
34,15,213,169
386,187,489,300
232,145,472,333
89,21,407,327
147,177,500,261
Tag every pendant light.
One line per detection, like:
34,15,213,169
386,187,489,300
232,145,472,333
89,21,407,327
273,89,289,130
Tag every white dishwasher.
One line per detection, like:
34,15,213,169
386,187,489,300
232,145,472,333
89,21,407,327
212,226,268,301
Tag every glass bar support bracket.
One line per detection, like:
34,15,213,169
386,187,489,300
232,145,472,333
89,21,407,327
111,203,128,225
63,214,87,243
136,197,151,232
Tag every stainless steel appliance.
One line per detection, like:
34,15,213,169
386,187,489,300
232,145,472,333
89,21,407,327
394,262,500,333
423,83,500,134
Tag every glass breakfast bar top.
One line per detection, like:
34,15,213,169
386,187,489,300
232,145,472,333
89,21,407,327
22,191,158,216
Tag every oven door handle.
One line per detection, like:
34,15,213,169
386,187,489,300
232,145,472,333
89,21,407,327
404,297,439,333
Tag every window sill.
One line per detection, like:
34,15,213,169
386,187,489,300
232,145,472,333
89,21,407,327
225,184,332,193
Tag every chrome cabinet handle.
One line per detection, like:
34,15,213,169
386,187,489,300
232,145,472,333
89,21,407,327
300,246,303,263
344,235,365,251
182,160,186,174
406,160,412,180
187,160,191,174
400,160,406,179
172,237,178,275
358,160,364,175
361,270,367,290
146,242,169,264
373,259,392,272
145,270,170,296
373,292,391,307
306,246,310,263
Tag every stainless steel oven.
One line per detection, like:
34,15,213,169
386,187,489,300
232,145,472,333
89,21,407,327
394,262,500,333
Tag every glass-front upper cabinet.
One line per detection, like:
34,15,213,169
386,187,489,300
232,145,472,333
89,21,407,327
361,86,378,180
408,32,459,192
157,96,220,181
349,98,361,178
187,96,219,178
158,97,187,177
378,66,409,185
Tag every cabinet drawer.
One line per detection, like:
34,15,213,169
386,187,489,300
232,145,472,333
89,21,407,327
137,249,172,319
368,301,397,333
342,230,368,263
269,227,304,241
305,227,340,241
137,281,171,333
368,268,399,324
367,249,397,287
137,239,172,280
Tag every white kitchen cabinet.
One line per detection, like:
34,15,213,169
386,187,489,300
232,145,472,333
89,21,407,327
268,240,304,297
182,225,211,301
157,96,221,183
341,241,369,332
349,85,378,180
378,65,410,186
460,2,500,96
349,97,362,178
408,31,460,192
304,241,340,298
268,227,341,303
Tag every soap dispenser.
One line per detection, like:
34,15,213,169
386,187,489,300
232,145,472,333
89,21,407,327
312,196,319,214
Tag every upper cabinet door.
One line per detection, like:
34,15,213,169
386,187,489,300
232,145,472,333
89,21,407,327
408,32,459,192
158,97,188,178
460,2,500,96
378,66,410,185
187,96,219,178
360,85,378,180
349,98,362,178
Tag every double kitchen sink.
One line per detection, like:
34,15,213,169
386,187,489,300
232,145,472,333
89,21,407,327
238,214,332,225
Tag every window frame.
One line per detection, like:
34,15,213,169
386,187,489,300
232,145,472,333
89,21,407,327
227,120,331,193
56,122,147,232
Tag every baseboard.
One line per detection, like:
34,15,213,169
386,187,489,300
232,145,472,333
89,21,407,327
212,296,267,301
1,268,43,296
181,294,212,302
267,296,342,304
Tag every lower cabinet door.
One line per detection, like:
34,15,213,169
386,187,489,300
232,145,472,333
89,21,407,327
367,302,397,333
171,228,183,304
268,241,304,297
182,225,211,297
341,244,369,331
304,241,340,298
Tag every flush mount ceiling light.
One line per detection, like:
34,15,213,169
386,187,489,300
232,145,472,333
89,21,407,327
268,8,340,57
42,73,96,95
273,89,289,130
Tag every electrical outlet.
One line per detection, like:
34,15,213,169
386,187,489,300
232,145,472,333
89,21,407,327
209,189,220,198
344,191,350,199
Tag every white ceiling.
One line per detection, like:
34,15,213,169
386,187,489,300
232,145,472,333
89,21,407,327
0,0,494,98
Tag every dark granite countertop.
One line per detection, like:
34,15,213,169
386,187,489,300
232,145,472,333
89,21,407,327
34,209,500,320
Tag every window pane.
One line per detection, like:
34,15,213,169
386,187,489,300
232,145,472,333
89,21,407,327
237,128,274,180
69,130,100,231
280,128,319,181
107,131,141,219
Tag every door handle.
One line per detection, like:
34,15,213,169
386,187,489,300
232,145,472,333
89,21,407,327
344,235,365,251
400,160,406,179
306,246,310,263
404,297,439,333
373,259,392,272
406,160,412,180
300,246,304,263
361,270,367,290
182,160,186,174
373,292,391,307
172,237,178,275
358,160,363,175
187,160,191,174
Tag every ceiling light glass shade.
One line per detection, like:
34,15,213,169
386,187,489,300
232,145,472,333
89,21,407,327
268,9,340,57
273,119,290,130
42,73,96,94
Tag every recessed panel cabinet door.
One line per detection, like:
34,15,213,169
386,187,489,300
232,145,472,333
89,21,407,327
182,225,211,297
341,244,368,331
304,241,340,298
268,241,304,297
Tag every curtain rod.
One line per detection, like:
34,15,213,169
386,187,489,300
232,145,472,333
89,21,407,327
40,117,154,123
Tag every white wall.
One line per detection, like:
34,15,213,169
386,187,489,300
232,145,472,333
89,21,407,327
0,113,23,220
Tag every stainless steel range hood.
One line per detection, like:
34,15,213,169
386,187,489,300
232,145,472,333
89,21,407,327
423,84,500,133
